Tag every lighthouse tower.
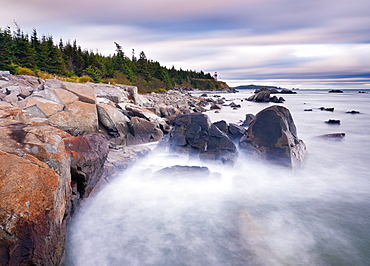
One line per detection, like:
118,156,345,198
213,72,218,81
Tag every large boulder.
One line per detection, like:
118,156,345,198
47,101,99,136
0,120,71,265
61,82,96,104
64,134,109,206
213,120,247,141
97,103,130,146
92,83,129,104
0,102,25,121
169,113,237,164
122,103,171,133
239,105,306,167
127,117,164,145
7,75,42,89
118,84,151,106
22,97,64,117
45,88,79,106
247,90,271,102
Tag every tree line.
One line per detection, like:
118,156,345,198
0,25,225,93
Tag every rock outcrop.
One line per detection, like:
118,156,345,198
0,75,204,265
239,105,306,167
0,74,308,264
0,120,71,265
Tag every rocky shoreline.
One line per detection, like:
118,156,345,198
0,75,306,265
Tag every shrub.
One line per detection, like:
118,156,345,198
102,78,117,85
78,75,94,83
37,72,55,79
14,66,35,76
113,71,132,85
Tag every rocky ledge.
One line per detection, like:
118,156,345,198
0,74,307,265
0,75,203,265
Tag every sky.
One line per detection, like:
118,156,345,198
1,0,370,89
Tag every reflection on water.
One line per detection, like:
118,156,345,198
66,90,370,266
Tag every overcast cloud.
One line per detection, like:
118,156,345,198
1,0,369,88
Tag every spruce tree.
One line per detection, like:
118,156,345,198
12,26,36,69
0,27,13,70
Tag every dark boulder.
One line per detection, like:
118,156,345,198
213,120,229,134
254,87,278,94
247,90,271,102
213,120,247,142
229,123,247,140
210,104,222,110
280,89,296,94
241,114,255,127
270,95,285,103
229,102,241,108
319,107,334,111
325,119,340,124
127,117,164,145
239,105,306,167
169,113,237,164
346,110,360,114
329,89,343,93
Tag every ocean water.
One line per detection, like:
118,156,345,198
66,89,370,266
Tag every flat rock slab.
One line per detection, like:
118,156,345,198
61,82,96,104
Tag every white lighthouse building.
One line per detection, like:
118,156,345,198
213,72,218,81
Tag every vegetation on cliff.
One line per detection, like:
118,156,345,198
0,25,227,93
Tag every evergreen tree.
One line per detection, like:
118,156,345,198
12,26,36,69
1,24,218,92
0,27,13,70
39,35,65,74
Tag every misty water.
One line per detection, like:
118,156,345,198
66,89,370,266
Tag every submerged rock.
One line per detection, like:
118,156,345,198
346,110,360,114
153,165,211,179
239,105,306,167
318,133,345,139
319,107,334,111
325,119,340,124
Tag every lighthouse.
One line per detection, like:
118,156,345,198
213,72,218,81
